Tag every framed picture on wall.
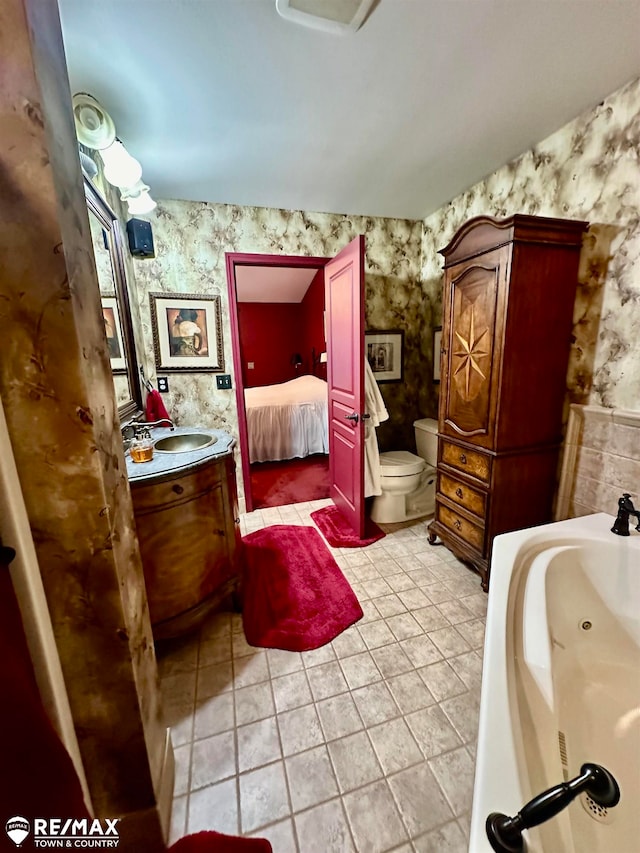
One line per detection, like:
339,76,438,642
149,292,225,372
365,329,404,383
101,295,126,373
433,326,442,383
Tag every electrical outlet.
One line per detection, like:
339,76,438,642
216,374,232,390
248,362,254,370
157,376,169,393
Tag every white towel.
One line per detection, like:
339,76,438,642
364,359,389,497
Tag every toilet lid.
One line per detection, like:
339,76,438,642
380,451,426,477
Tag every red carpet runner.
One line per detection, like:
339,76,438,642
242,525,363,651
310,505,386,548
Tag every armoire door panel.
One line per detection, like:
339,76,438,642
442,259,501,442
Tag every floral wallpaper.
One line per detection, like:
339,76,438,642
419,75,640,421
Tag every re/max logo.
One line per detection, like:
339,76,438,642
34,819,119,836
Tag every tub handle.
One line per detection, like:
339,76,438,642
486,763,620,853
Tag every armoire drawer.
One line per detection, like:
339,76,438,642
436,503,485,551
438,472,486,519
440,440,491,484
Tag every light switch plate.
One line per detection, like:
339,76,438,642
216,374,232,390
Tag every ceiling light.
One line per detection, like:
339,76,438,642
275,0,376,33
100,140,143,189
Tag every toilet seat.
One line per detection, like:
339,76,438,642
379,451,426,477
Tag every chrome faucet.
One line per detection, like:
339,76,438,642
611,493,640,536
121,418,174,441
142,418,174,431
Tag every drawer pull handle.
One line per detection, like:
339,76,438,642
172,484,184,495
454,519,462,530
455,487,463,498
459,453,467,464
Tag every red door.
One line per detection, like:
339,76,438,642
325,236,366,538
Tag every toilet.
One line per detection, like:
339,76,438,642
370,418,438,524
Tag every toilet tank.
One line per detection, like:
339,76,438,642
414,418,439,466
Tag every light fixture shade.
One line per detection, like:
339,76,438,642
72,93,116,150
127,191,157,215
100,140,143,188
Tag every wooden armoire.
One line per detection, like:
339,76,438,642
428,214,588,590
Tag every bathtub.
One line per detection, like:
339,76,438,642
470,513,640,853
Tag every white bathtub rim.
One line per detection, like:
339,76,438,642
469,513,640,853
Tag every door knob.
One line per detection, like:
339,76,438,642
345,413,359,424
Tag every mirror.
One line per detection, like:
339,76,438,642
84,177,143,422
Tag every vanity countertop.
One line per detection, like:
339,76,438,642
125,426,235,484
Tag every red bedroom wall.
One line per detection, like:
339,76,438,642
300,269,326,377
238,302,306,386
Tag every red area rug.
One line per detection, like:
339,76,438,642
250,454,330,509
242,525,363,651
310,505,386,548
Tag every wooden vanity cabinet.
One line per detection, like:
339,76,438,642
130,453,242,640
428,214,588,590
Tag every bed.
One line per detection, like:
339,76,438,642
244,375,329,463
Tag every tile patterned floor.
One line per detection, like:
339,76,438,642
158,499,487,853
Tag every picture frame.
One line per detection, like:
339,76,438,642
365,329,404,383
149,292,225,373
101,295,126,373
433,326,442,383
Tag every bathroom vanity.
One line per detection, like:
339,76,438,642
126,428,241,640
429,214,588,590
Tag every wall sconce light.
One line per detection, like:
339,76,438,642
120,180,157,215
72,93,156,215
100,139,143,189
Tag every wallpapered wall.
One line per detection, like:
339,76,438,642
131,207,424,478
419,75,640,421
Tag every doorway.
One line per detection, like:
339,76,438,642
226,252,330,513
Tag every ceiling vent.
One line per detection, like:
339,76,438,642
275,0,376,34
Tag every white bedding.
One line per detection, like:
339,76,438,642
244,375,329,463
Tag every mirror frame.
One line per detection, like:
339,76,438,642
84,176,143,422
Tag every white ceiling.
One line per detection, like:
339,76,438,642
58,0,640,221
235,265,319,302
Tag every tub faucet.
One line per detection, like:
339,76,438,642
611,493,640,536
486,763,620,853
